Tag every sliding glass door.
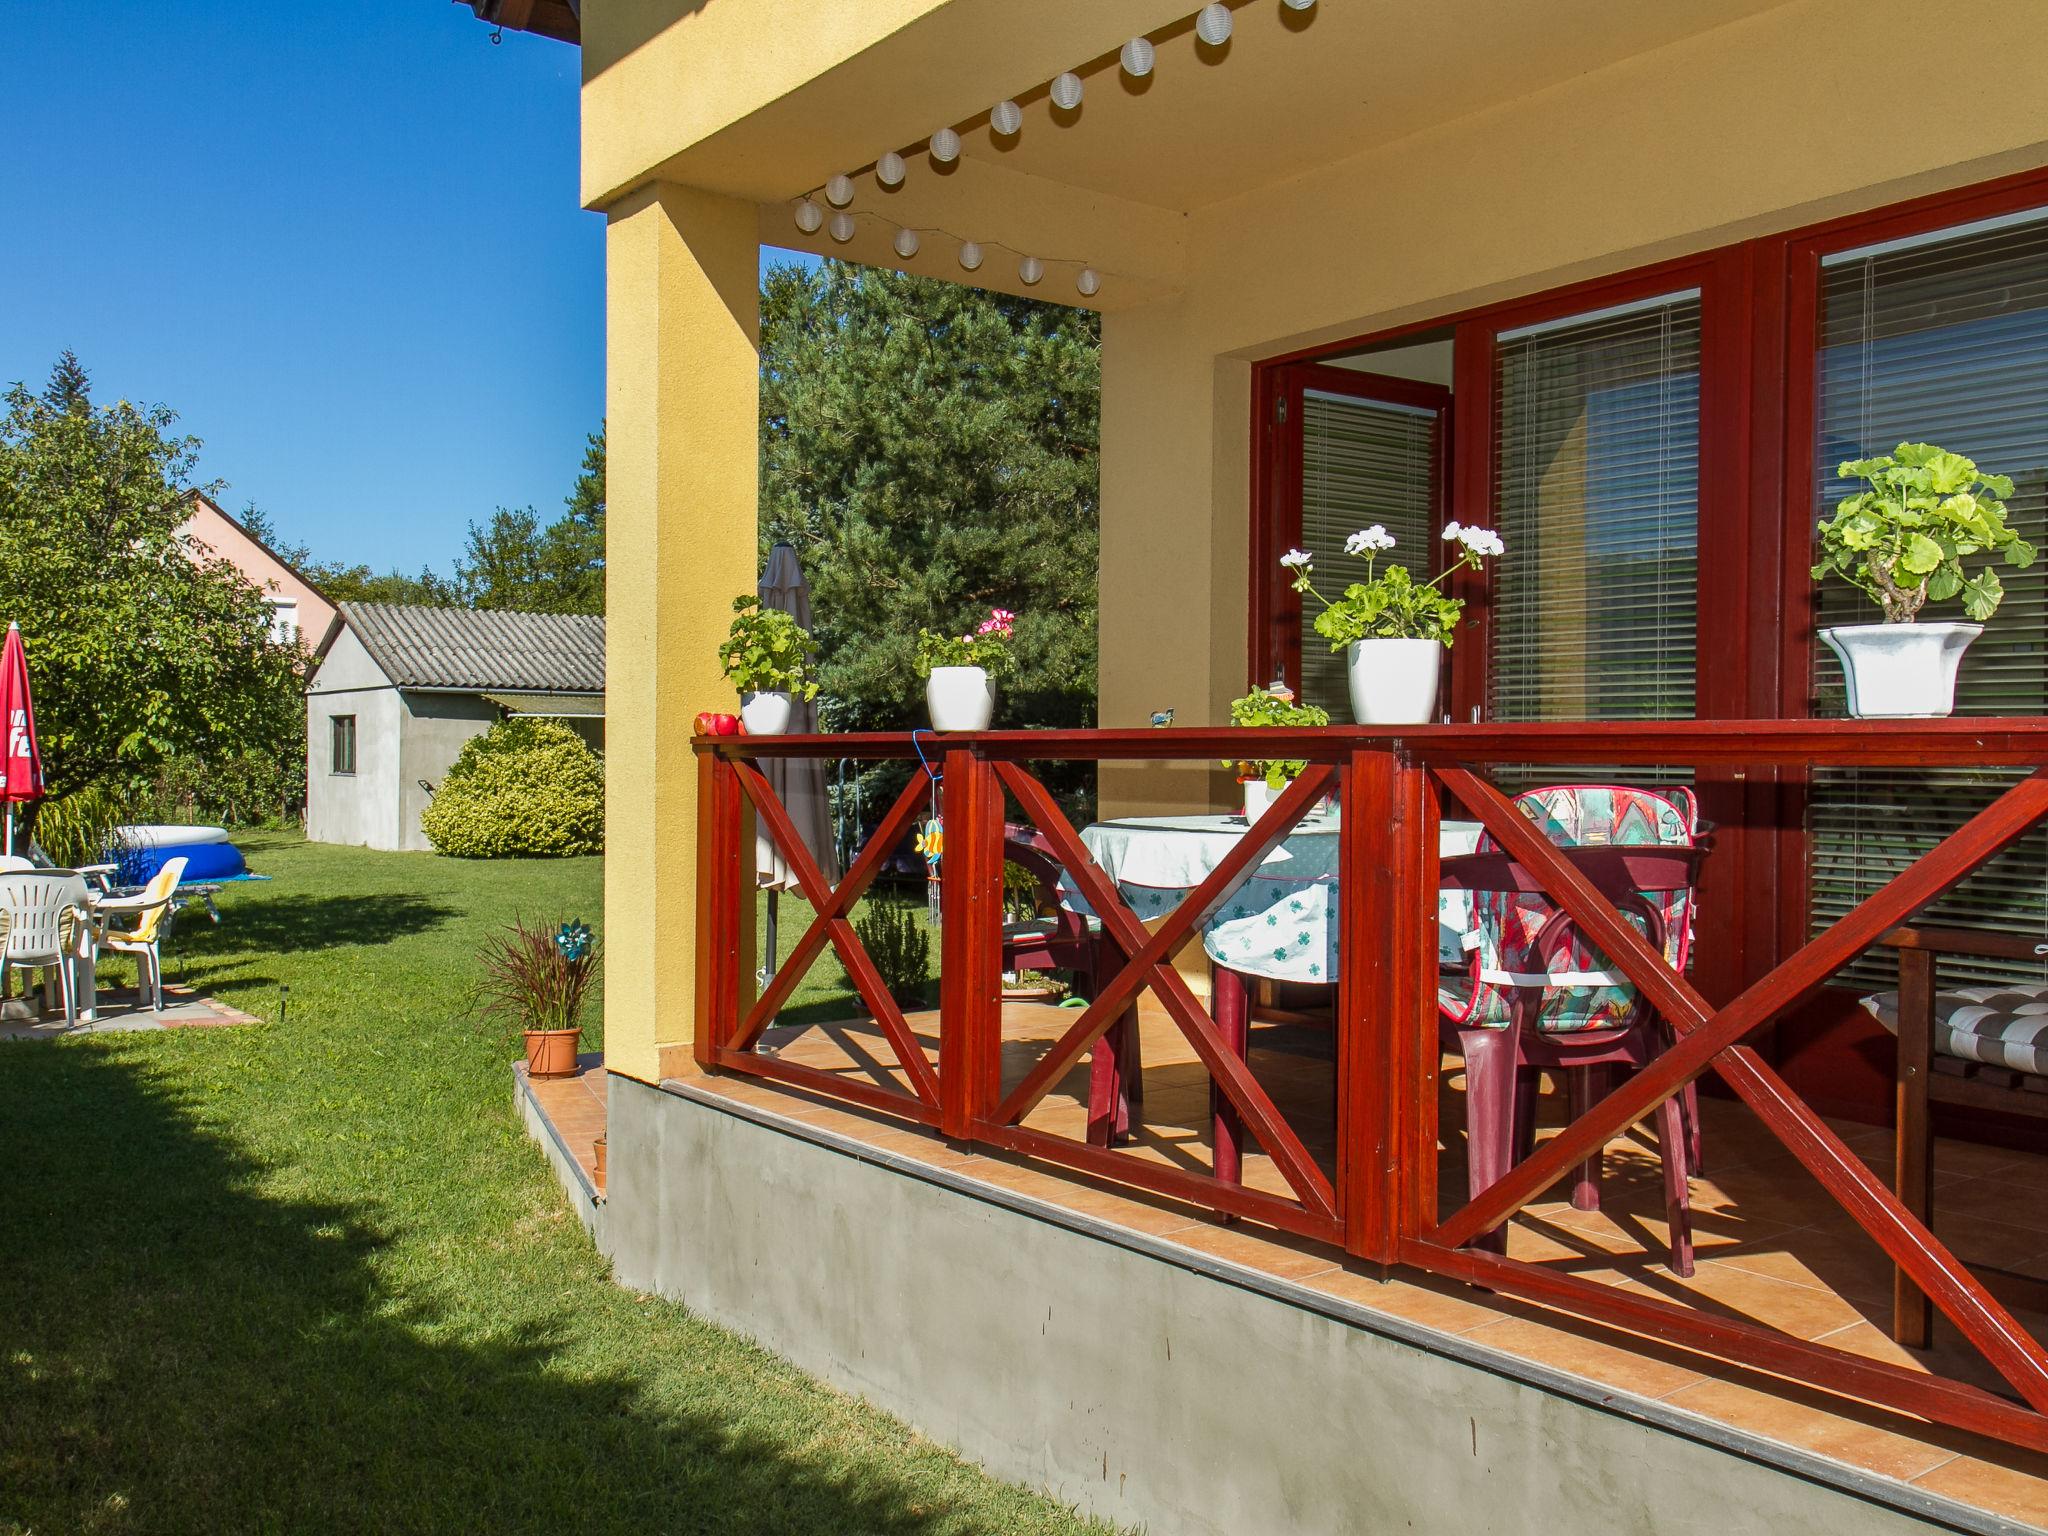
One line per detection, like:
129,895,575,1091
1805,209,2048,984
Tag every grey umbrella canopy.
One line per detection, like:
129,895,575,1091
756,545,839,978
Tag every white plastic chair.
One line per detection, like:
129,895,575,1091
0,870,91,1023
86,858,188,1013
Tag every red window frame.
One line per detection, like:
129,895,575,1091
1251,362,1451,701
1249,162,2048,1000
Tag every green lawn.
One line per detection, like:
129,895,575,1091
0,833,1107,1536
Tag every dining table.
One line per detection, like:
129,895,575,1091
1071,808,1486,1185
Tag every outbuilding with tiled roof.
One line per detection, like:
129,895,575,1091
305,603,604,851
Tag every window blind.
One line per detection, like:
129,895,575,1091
1808,214,2048,986
1297,388,1439,717
1489,296,1701,723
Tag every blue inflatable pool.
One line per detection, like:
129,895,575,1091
116,841,248,885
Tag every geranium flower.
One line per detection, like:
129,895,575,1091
1345,526,1395,555
1279,549,1313,570
1456,525,1505,558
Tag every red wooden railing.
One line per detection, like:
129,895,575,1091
694,721,2048,1452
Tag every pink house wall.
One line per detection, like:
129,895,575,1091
177,493,341,653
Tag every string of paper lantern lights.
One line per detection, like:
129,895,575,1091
791,0,1320,299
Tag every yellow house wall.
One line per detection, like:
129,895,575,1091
1096,0,2048,811
593,0,2048,1069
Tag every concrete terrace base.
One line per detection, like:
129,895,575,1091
601,1073,2005,1536
515,1061,606,1248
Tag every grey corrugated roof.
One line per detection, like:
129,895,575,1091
340,604,604,693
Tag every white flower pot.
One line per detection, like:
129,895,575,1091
739,690,793,735
1346,638,1444,725
926,666,995,731
1241,778,1278,823
1820,622,1981,719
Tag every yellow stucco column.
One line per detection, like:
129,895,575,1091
1097,300,1249,817
604,183,760,1085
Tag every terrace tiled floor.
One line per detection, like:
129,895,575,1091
526,1054,607,1195
676,999,2048,1528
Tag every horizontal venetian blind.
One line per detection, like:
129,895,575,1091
1490,295,1701,724
1808,213,2048,988
1298,389,1439,717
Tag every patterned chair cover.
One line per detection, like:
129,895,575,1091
1439,784,1700,1034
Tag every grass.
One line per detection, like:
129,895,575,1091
0,832,1110,1536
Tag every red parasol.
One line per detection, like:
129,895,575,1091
0,623,45,854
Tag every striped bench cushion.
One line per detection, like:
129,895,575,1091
1860,987,2048,1077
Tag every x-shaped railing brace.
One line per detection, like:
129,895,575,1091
1427,763,2048,1414
729,764,943,1111
995,761,1338,1221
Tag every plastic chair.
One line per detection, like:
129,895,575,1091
0,870,92,1023
1436,785,1705,1275
86,857,188,1013
999,825,1140,1145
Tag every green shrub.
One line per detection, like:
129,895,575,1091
136,745,305,829
421,719,604,858
841,899,930,1007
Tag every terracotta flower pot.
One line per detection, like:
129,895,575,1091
524,1027,582,1079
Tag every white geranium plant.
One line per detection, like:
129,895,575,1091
1812,443,2034,623
1284,521,1504,650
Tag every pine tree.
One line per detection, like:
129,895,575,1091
758,262,1099,736
42,351,91,413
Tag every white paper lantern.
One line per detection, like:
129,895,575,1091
930,126,961,164
1076,268,1101,298
1050,71,1084,110
1196,4,1233,45
958,240,984,271
1018,255,1045,285
1281,0,1316,9
990,98,1023,136
829,211,856,243
825,174,855,207
892,226,921,259
793,198,824,234
1120,37,1155,77
876,150,906,187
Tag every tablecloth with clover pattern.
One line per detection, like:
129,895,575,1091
1068,813,1483,985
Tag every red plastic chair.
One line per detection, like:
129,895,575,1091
1437,839,1705,1275
1000,825,1139,1144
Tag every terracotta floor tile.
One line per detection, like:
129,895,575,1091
1154,1218,1342,1280
1299,1266,1508,1334
1615,1258,1876,1341
1461,1313,1706,1401
1910,1450,2048,1523
1659,1377,1958,1482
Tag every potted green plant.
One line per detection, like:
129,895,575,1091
718,596,821,736
1222,687,1330,821
1812,443,2034,718
1283,522,1502,724
915,608,1017,730
478,917,599,1080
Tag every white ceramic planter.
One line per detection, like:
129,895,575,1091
739,690,793,735
1241,778,1278,823
1820,622,1981,719
926,665,995,731
1346,638,1444,725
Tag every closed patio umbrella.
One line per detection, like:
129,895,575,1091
756,544,840,982
0,622,46,858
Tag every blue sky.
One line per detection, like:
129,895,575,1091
4,2,812,574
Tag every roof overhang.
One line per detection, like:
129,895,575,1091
458,0,579,45
482,690,606,718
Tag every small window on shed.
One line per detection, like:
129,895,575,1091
330,714,357,775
